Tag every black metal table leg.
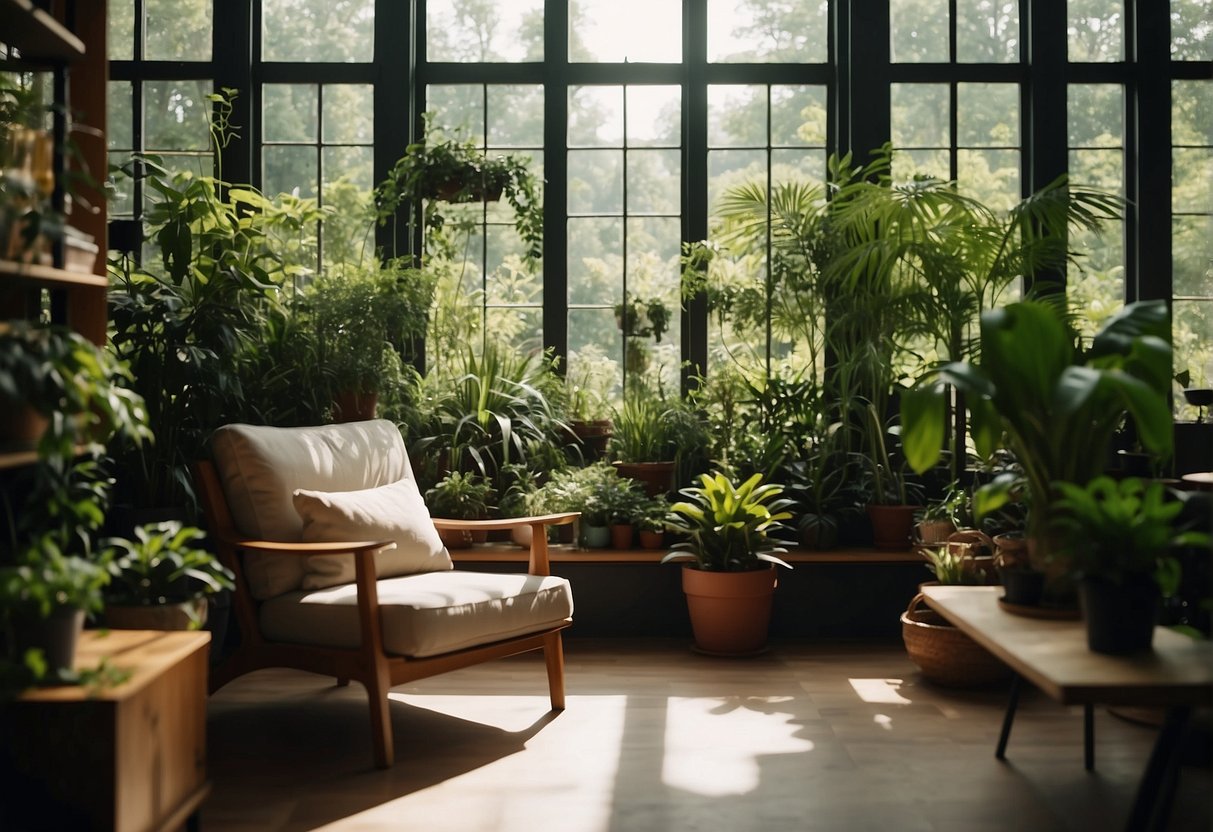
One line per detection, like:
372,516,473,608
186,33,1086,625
996,673,1022,760
1084,703,1095,771
1124,705,1190,832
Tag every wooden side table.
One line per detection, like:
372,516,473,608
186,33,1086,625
0,629,211,832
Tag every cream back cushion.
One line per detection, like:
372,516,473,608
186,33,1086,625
210,420,412,599
293,478,452,589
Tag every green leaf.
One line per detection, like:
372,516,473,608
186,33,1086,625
900,383,946,473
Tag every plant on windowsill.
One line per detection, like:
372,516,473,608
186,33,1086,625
915,480,970,545
374,114,543,266
862,402,924,551
1050,476,1208,654
661,471,794,655
102,521,235,631
609,396,676,497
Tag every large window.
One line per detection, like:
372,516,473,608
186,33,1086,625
105,0,1210,405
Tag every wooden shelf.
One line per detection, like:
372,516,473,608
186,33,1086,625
0,0,86,61
0,447,39,470
0,259,108,289
450,544,927,565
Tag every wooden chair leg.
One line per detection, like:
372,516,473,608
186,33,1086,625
363,661,394,769
543,631,566,711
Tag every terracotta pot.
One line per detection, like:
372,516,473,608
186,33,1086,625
332,390,378,423
638,529,665,549
437,527,475,549
610,523,635,549
915,519,955,545
0,396,48,445
613,461,675,498
570,419,613,460
104,598,208,631
681,564,777,656
866,504,917,550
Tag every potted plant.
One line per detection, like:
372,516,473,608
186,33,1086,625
901,300,1174,603
375,115,543,266
102,521,235,630
637,497,668,549
609,396,676,497
661,471,794,655
1050,476,1208,654
596,475,647,549
425,471,495,549
915,481,969,545
303,259,436,421
862,403,923,550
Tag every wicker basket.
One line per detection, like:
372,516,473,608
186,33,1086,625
901,594,1010,687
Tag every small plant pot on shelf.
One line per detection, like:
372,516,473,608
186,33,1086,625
681,565,777,656
613,461,675,498
10,607,85,679
104,598,208,631
610,523,635,549
867,504,917,550
915,520,955,545
570,419,613,460
332,390,378,423
1079,576,1159,654
638,529,665,550
437,527,476,549
582,524,611,549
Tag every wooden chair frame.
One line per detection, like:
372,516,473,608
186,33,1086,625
194,460,578,768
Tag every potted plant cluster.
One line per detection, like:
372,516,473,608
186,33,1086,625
901,299,1174,605
662,471,794,655
425,471,495,549
1,322,150,685
103,521,235,631
610,396,676,497
1051,476,1209,654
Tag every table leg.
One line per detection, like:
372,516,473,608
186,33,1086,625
1124,705,1190,832
996,673,1022,760
1084,703,1095,771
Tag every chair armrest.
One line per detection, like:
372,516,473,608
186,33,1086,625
431,513,579,531
233,539,396,556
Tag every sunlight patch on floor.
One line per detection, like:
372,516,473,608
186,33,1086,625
849,678,912,705
662,696,815,797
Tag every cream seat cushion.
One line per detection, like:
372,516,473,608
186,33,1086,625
258,571,574,658
293,478,452,589
209,420,412,599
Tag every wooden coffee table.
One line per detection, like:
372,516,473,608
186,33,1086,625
921,585,1213,832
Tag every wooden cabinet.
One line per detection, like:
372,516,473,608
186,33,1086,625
0,630,211,832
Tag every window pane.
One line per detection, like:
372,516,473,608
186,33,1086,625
772,148,826,183
107,81,133,151
771,86,828,147
568,218,622,305
262,0,374,62
322,145,373,195
429,85,485,138
263,146,317,198
570,0,681,63
1068,0,1125,61
568,308,622,401
1174,149,1213,213
146,0,211,60
891,84,949,148
1068,220,1125,338
627,150,680,215
958,148,1020,211
107,1,134,61
892,149,952,181
1173,216,1213,297
488,86,544,147
708,149,766,212
1070,149,1124,194
1173,81,1213,147
1174,301,1213,419
707,0,828,63
323,86,374,144
708,86,766,148
144,80,212,151
264,85,318,143
568,150,623,214
891,0,948,62
626,86,681,148
1068,85,1123,148
1171,0,1213,60
485,225,542,303
569,86,623,147
956,0,1019,62
486,307,543,355
427,0,544,62
958,83,1019,147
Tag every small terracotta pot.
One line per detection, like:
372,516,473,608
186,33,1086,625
638,529,665,549
332,390,378,423
867,504,917,550
610,523,635,549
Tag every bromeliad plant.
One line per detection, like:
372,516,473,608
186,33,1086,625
662,472,795,572
104,521,235,608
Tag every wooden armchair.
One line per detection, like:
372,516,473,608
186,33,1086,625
193,420,577,768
